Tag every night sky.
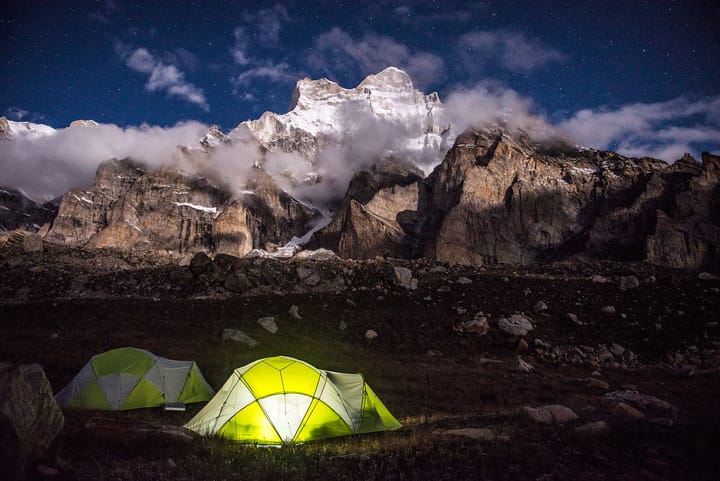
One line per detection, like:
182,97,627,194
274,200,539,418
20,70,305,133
2,0,719,160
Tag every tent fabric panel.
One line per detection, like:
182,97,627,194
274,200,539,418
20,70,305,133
90,347,155,377
258,393,313,444
65,380,110,410
263,357,296,371
184,374,255,435
143,359,192,403
314,376,357,431
359,384,402,433
324,371,364,430
120,377,166,409
218,401,282,445
97,373,141,410
55,361,96,407
293,398,353,443
178,363,214,404
280,362,320,396
241,361,284,399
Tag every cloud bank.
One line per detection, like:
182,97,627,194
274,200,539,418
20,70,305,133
0,121,209,201
557,95,720,161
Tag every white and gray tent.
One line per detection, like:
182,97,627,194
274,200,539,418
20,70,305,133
55,347,214,410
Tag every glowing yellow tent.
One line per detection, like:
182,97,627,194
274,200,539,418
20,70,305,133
184,356,401,444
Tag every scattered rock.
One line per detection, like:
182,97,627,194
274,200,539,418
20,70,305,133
543,405,579,424
522,404,579,425
497,313,534,337
365,329,378,340
437,285,451,293
591,275,609,284
610,343,626,358
515,356,535,372
517,338,529,352
587,378,610,390
601,305,616,314
533,301,548,313
611,402,644,419
221,329,258,347
0,363,64,480
522,406,553,425
22,233,44,253
566,313,583,325
393,266,418,290
575,421,609,435
294,248,338,261
258,316,278,333
698,272,718,281
189,252,214,277
619,275,640,291
456,276,472,285
453,314,489,336
288,305,302,320
602,390,678,419
338,321,348,331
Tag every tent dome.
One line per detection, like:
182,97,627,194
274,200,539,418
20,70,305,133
55,347,214,410
184,356,401,445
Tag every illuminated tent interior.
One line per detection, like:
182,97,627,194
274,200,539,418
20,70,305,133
55,347,214,410
184,356,402,445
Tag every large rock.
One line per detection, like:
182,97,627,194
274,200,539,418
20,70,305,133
0,363,64,479
497,313,534,337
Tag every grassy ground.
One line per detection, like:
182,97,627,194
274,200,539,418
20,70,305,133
2,261,720,480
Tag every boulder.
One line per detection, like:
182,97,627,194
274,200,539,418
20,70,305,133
190,252,214,277
575,421,609,435
221,329,258,347
393,266,417,290
258,316,278,334
453,314,489,336
618,276,640,291
602,390,678,420
0,363,64,480
522,405,578,425
22,233,44,253
497,313,534,337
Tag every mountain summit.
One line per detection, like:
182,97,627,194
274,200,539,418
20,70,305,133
234,66,449,163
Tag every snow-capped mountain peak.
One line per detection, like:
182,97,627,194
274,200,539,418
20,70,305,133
0,116,58,141
232,66,449,163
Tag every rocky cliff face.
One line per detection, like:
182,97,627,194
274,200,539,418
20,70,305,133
45,158,320,257
309,158,424,258
319,128,719,270
0,188,58,233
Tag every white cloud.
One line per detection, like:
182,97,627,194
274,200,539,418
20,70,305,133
243,5,288,45
459,30,567,73
5,106,29,121
0,121,210,200
233,61,295,86
442,80,563,142
231,5,289,66
120,46,209,111
557,95,720,161
307,27,445,88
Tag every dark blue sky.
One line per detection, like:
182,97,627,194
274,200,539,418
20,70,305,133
2,0,719,159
